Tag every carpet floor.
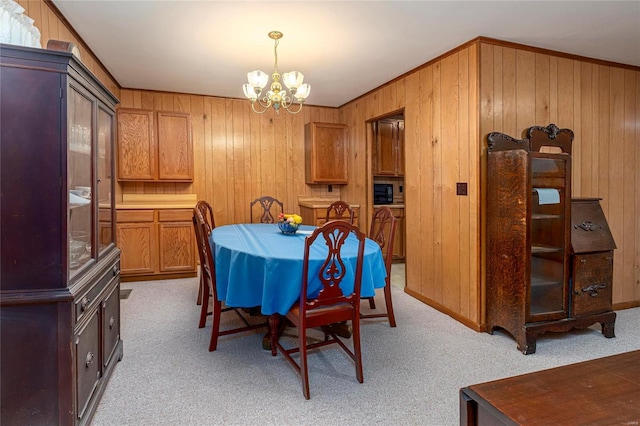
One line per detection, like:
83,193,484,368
91,267,640,425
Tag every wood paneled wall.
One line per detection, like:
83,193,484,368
118,90,340,225
14,0,640,328
340,44,482,328
479,40,640,311
17,0,120,99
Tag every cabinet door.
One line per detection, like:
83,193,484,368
397,121,405,176
305,122,348,184
68,85,94,276
158,210,196,273
116,210,156,275
156,112,193,181
97,105,115,254
117,109,155,180
529,155,570,321
390,208,405,259
75,309,101,421
374,120,397,175
102,281,121,367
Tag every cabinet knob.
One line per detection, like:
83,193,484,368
81,297,90,311
109,316,115,329
85,351,94,367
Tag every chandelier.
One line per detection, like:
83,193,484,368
242,31,311,115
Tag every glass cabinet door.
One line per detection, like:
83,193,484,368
529,155,569,318
97,106,114,255
68,86,93,275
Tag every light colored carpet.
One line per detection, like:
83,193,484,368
91,270,640,426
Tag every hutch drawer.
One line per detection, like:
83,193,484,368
74,261,119,325
572,252,614,317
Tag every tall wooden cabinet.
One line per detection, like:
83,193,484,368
485,124,615,354
1,44,122,424
373,118,404,176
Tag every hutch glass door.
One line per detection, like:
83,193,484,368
97,106,114,255
529,154,569,319
68,86,93,275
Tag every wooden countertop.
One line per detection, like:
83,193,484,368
116,193,197,210
298,198,360,209
373,204,405,208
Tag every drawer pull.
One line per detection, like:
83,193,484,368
81,297,91,311
582,284,606,297
113,264,120,275
574,221,597,231
85,351,94,367
109,316,115,329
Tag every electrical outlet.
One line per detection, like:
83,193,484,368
456,182,468,196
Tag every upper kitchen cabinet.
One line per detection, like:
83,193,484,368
373,118,404,176
117,109,193,182
305,122,348,184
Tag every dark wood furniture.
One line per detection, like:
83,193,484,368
361,206,398,327
272,221,367,399
486,124,615,354
325,200,356,224
460,350,640,425
250,195,284,223
193,210,267,351
304,122,348,185
1,44,122,425
194,200,215,307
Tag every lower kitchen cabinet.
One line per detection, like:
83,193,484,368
299,203,360,228
117,208,196,280
388,207,405,261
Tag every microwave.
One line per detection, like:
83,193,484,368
373,183,393,204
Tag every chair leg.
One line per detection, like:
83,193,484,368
367,296,376,309
208,301,222,351
383,283,396,327
352,316,364,383
299,327,310,400
196,272,203,306
198,280,210,329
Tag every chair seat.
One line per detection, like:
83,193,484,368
288,303,355,329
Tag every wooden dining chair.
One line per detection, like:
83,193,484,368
273,220,367,399
361,206,397,327
194,209,267,350
194,200,215,307
325,200,355,224
250,195,284,224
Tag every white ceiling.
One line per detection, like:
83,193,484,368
51,1,640,108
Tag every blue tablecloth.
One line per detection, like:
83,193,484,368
210,223,387,315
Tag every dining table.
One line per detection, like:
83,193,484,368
209,223,388,354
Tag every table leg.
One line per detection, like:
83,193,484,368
268,314,281,356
